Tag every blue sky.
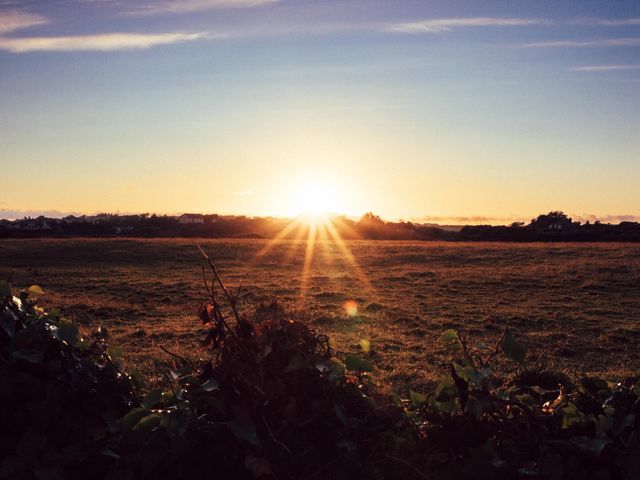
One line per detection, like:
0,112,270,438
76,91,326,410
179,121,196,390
1,0,639,223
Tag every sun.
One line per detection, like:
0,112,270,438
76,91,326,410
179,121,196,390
292,179,340,220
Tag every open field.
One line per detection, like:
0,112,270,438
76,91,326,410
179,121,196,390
1,238,639,389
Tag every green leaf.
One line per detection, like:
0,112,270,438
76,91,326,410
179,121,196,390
571,435,611,454
439,329,458,342
12,349,44,364
245,456,272,478
27,285,45,296
58,323,79,346
359,339,371,353
500,329,526,365
409,390,427,406
0,314,16,338
345,354,374,372
120,408,149,431
439,329,461,351
328,358,346,381
228,416,259,445
0,280,11,298
133,414,162,432
74,338,92,349
108,346,123,360
285,354,307,372
200,378,219,392
561,402,586,429
142,390,163,409
334,403,347,425
465,396,484,420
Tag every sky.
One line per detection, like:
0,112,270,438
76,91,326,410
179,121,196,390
1,0,639,224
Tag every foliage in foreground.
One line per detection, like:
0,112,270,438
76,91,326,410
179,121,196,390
1,269,639,480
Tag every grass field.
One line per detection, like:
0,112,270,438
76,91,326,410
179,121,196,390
1,238,639,389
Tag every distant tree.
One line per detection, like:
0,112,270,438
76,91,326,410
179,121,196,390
529,211,573,231
358,212,384,225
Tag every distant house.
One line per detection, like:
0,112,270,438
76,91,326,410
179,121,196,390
179,214,204,225
547,217,575,231
63,215,86,224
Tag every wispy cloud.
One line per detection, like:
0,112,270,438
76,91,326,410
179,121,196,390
0,209,79,220
412,215,525,225
129,0,279,15
521,37,640,48
387,17,549,34
0,10,48,33
233,189,255,196
572,64,640,72
0,31,210,53
572,214,640,224
571,18,640,27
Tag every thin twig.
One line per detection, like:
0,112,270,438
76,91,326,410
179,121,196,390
159,344,195,370
201,266,213,300
482,329,507,368
384,454,432,480
302,459,337,480
260,410,292,456
197,244,242,324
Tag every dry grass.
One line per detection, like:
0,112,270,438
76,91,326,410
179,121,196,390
1,238,639,389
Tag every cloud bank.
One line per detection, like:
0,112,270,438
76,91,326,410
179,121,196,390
521,37,640,48
0,31,208,52
387,17,549,34
572,64,640,72
572,17,640,27
129,0,279,15
0,9,48,33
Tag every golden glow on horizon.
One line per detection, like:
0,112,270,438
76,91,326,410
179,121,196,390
286,174,348,219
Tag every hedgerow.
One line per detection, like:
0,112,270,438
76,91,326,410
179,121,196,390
1,255,638,480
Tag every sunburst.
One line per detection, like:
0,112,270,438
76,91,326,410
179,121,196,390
252,178,375,306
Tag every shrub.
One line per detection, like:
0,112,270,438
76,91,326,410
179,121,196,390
0,281,136,480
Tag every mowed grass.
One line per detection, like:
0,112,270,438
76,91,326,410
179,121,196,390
1,238,639,390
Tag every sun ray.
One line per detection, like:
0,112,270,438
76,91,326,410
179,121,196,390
252,217,301,262
324,218,376,296
299,222,317,299
316,222,335,268
284,221,309,263
331,216,362,241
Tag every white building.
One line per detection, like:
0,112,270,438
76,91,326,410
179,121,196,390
179,214,204,225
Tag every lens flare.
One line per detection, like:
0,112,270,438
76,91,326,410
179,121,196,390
344,300,358,317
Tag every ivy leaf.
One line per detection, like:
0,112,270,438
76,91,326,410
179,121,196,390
12,349,44,364
245,456,272,478
200,378,219,392
0,280,11,298
345,354,374,372
359,339,371,353
133,414,162,432
500,329,526,365
327,358,346,381
27,285,45,296
143,389,163,409
58,323,79,346
1,313,16,338
120,408,149,431
571,435,611,454
439,329,461,351
228,416,259,445
108,346,123,360
409,390,427,406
